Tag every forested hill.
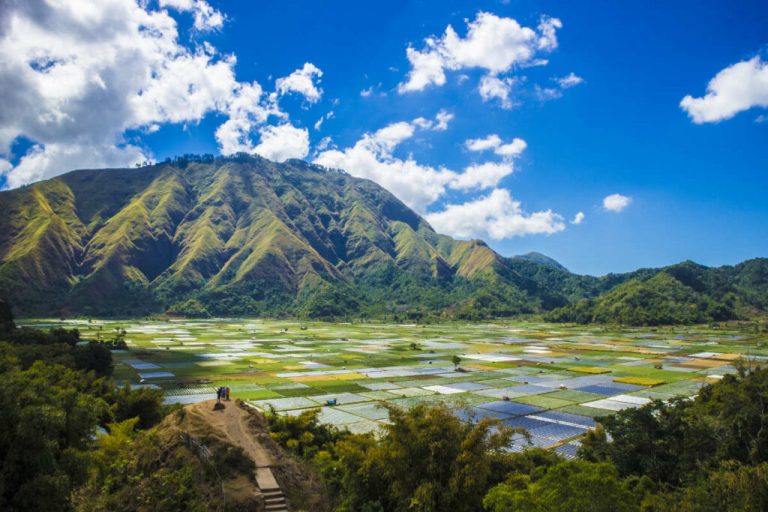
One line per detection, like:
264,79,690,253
539,259,768,325
0,154,765,323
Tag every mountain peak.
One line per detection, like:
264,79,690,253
512,252,568,272
0,157,528,316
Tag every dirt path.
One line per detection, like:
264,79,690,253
189,400,286,510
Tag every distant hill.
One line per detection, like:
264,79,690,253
511,252,568,272
0,154,765,323
544,260,768,325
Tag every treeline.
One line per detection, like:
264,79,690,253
544,272,739,326
170,276,561,324
167,259,768,326
543,259,768,326
264,361,768,512
166,270,544,323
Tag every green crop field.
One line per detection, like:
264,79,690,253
19,318,768,455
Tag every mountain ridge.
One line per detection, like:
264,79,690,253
0,156,512,317
0,154,766,323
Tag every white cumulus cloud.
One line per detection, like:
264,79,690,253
313,111,334,131
466,134,502,152
478,75,518,109
465,134,526,158
7,143,147,189
214,82,283,155
495,138,527,158
0,0,318,188
449,162,514,190
313,112,537,212
603,193,632,212
681,56,768,123
571,211,585,224
275,62,324,104
434,110,454,130
253,123,309,162
313,117,457,211
398,12,561,100
159,0,224,31
535,72,584,101
557,72,584,88
426,189,565,240
314,117,564,239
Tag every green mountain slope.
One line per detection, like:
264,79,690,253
511,251,569,272
544,272,736,325
0,154,765,322
0,156,550,317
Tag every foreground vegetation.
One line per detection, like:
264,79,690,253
264,362,768,511
0,301,241,512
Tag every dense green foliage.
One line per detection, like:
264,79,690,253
578,363,768,510
483,459,647,512
580,363,768,481
266,402,523,512
0,306,170,511
546,271,741,325
0,357,108,511
2,156,764,323
648,461,768,512
266,402,656,512
73,416,255,512
335,403,516,512
72,419,207,512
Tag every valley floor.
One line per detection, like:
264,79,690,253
20,318,768,454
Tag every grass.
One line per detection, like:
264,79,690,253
568,366,612,374
515,394,575,409
614,376,666,386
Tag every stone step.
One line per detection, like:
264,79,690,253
263,488,287,511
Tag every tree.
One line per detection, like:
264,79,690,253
578,398,701,486
0,359,109,511
452,355,462,369
647,461,768,512
579,364,768,487
109,383,166,430
336,403,514,512
0,316,168,511
484,460,643,512
0,299,15,334
691,363,768,465
73,418,210,512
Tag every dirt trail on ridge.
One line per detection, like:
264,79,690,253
187,400,284,503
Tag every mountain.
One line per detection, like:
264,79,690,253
544,260,768,325
511,252,569,272
0,154,765,323
0,155,552,317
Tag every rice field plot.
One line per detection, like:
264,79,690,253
18,318,768,448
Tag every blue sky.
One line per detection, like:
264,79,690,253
1,0,766,275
